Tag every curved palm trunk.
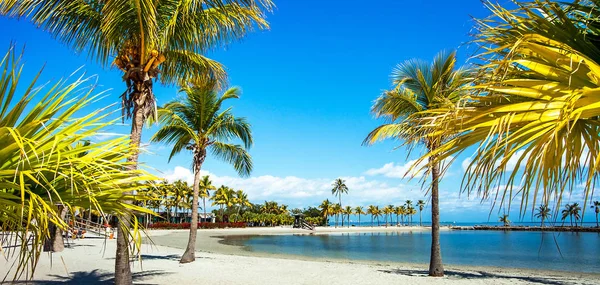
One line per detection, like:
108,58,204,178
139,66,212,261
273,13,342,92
180,149,206,263
419,210,422,226
115,105,145,285
429,158,444,277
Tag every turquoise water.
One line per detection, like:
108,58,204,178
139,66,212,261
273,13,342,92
223,231,600,273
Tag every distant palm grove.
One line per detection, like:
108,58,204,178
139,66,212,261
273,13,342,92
2,0,600,283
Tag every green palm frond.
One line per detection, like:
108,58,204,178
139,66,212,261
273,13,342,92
0,48,157,280
210,141,253,177
404,0,600,217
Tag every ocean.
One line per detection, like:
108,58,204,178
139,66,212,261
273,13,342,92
223,230,600,273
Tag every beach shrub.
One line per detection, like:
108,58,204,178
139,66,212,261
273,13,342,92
148,222,246,229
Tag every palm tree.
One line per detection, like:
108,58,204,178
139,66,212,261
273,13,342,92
199,176,216,223
212,186,235,222
394,206,403,226
593,201,600,228
331,178,349,227
152,84,252,264
332,203,342,228
398,0,600,263
399,205,407,225
499,215,510,227
373,206,382,226
172,180,188,223
534,205,551,227
562,204,572,227
364,51,468,277
0,50,156,280
354,206,365,226
319,199,333,226
343,206,353,228
367,205,378,227
570,203,582,227
1,2,273,282
236,190,252,217
417,200,426,226
383,205,393,227
407,206,417,226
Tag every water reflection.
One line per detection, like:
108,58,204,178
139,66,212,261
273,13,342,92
221,230,600,273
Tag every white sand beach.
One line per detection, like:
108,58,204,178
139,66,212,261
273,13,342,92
1,227,597,284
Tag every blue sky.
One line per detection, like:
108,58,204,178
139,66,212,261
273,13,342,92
1,0,596,223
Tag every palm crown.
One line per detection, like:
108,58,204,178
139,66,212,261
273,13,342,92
0,0,273,122
152,84,253,175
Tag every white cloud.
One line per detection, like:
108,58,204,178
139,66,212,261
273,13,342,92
364,159,426,178
160,166,422,209
461,157,472,172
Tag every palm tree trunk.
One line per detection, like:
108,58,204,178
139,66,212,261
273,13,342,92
596,211,599,228
371,215,373,227
339,196,343,227
570,215,573,227
428,158,444,277
358,214,361,227
203,198,207,224
180,150,206,263
420,210,422,226
115,104,145,285
44,204,68,252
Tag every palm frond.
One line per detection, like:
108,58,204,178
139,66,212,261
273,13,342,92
209,142,253,177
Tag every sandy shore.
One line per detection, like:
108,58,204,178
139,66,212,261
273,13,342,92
1,227,597,284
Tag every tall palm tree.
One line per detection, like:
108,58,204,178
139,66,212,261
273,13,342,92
367,205,378,227
499,214,510,227
199,175,216,223
399,205,407,225
373,206,382,226
407,206,417,226
332,203,342,228
534,205,551,227
0,2,273,283
398,0,600,260
393,206,402,226
343,206,353,228
319,199,333,226
152,84,252,263
364,50,469,277
417,200,426,226
593,201,600,228
354,206,365,226
331,178,349,227
383,205,393,227
570,203,582,227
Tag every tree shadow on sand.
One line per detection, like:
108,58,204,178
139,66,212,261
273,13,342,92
378,269,579,285
12,269,169,284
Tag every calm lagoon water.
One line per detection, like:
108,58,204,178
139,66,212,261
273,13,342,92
223,231,600,273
